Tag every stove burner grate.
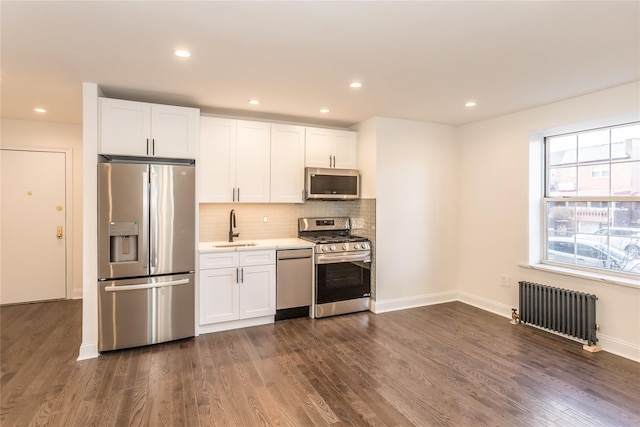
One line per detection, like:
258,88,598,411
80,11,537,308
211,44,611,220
299,235,368,244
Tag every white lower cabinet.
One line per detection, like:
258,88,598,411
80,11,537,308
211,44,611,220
199,250,275,327
199,266,239,324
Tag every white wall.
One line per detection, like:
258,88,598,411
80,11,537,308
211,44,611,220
352,117,377,199
373,117,459,312
456,81,640,361
1,118,83,299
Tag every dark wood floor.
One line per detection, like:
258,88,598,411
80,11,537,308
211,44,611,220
1,300,639,426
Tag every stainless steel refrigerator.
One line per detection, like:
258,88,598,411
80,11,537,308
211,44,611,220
97,158,195,352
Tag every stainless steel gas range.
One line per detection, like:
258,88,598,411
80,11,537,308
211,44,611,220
298,217,371,318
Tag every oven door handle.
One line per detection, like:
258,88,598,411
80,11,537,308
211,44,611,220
316,252,371,264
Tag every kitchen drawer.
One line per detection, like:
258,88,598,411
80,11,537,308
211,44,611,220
240,250,275,266
200,252,239,269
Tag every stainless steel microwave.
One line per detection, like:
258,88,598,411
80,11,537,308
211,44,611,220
305,167,360,200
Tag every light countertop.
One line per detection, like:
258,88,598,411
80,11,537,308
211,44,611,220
198,238,313,253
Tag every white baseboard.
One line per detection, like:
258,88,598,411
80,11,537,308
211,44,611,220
198,315,274,335
77,341,99,360
71,288,83,299
372,291,457,314
595,333,640,363
456,291,513,319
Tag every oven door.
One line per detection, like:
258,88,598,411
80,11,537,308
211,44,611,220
315,251,371,304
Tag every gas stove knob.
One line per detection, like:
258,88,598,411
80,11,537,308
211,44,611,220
342,243,349,251
363,242,370,250
330,245,337,251
322,245,329,252
354,243,361,250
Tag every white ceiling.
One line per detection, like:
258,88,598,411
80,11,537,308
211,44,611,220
2,1,639,128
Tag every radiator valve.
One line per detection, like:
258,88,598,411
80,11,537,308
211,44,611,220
510,308,520,325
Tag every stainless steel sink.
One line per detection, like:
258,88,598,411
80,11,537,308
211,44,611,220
213,242,258,248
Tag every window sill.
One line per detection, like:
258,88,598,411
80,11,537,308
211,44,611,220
519,263,640,289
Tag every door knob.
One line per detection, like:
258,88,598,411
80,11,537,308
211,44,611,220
56,226,63,239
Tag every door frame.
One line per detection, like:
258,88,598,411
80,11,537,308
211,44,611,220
1,147,74,300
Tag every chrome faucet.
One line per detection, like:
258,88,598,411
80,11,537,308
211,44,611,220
229,209,239,242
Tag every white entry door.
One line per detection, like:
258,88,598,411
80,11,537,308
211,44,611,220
1,149,67,304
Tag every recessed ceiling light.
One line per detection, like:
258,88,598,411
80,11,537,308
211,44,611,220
249,99,260,105
349,82,362,88
320,108,330,113
174,50,191,58
465,101,477,107
34,108,46,113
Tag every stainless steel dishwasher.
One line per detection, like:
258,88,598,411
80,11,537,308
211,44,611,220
275,248,313,320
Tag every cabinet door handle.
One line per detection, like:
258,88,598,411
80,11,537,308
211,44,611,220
237,188,240,202
152,139,155,156
232,188,236,202
236,268,239,284
146,138,150,155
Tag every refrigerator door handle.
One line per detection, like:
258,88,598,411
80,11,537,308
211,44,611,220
104,278,190,292
149,168,158,272
142,170,150,270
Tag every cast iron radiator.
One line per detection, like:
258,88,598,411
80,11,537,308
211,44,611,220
518,281,598,346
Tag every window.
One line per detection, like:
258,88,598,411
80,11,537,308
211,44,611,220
590,164,610,178
544,122,640,276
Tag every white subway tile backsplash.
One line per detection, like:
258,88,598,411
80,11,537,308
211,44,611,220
200,200,375,242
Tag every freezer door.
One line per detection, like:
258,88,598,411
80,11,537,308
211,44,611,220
149,164,195,276
98,163,149,279
98,273,195,352
157,274,196,343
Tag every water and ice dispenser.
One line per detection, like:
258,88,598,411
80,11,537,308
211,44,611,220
109,221,139,262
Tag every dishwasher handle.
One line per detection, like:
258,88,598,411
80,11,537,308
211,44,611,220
277,248,313,261
278,255,312,261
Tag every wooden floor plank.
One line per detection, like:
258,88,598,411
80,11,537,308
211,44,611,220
1,300,639,426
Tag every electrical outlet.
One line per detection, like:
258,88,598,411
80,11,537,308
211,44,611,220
263,216,268,223
500,275,512,288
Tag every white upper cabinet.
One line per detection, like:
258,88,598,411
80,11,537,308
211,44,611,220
150,104,199,158
198,117,270,203
199,117,236,202
99,99,150,156
235,120,271,202
99,98,199,159
270,124,305,203
305,127,357,169
333,130,358,169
